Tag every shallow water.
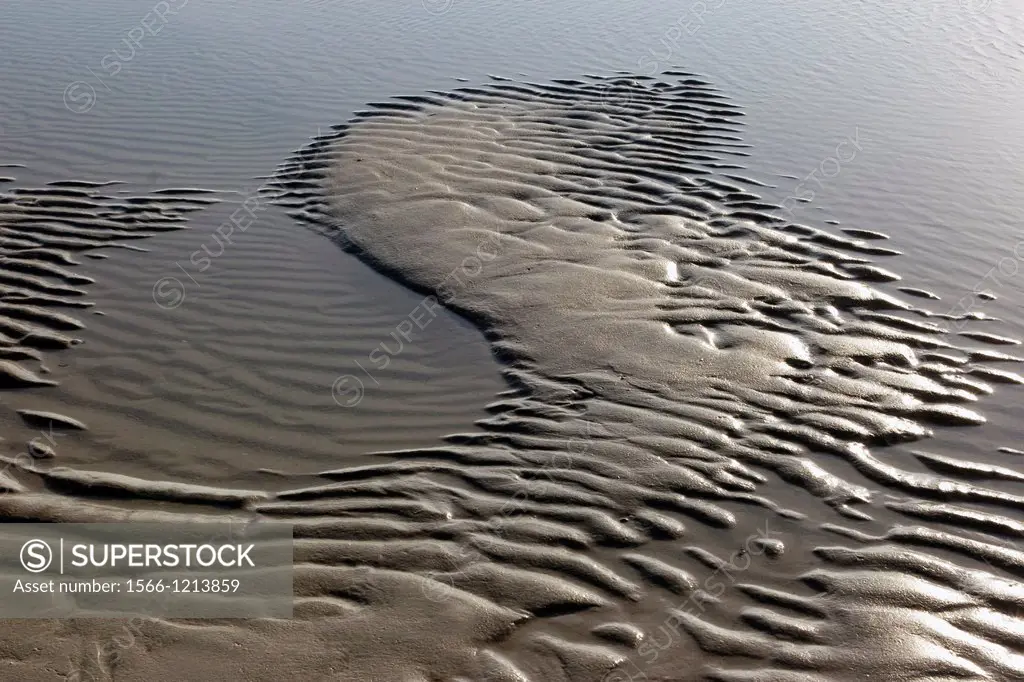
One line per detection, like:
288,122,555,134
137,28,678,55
1,0,1023,680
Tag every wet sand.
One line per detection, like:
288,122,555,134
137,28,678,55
266,74,1024,680
2,72,1022,680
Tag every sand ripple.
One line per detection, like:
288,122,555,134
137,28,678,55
265,73,1024,680
2,73,1022,681
0,179,212,389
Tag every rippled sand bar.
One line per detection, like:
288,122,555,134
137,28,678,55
2,71,1023,681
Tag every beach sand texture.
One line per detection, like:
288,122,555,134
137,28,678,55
1,74,1022,681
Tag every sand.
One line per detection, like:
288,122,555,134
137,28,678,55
1,73,1022,681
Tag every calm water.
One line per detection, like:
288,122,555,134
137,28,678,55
2,1,1022,307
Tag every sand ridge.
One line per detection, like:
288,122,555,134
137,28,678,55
0,72,1022,680
267,73,1024,680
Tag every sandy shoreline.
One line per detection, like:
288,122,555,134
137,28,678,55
1,73,1023,680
